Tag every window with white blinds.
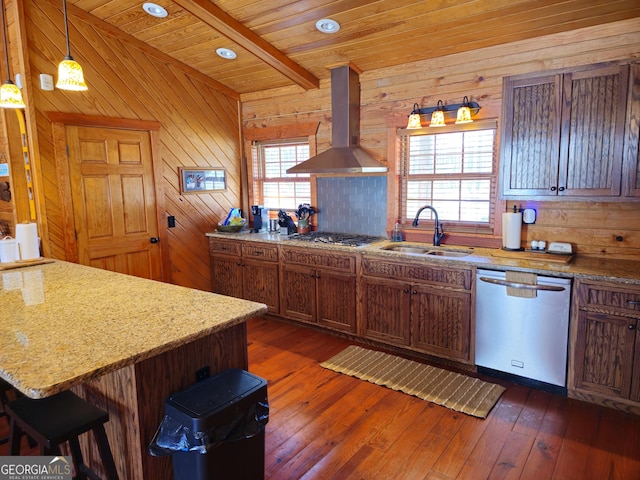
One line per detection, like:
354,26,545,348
398,121,497,234
252,139,311,210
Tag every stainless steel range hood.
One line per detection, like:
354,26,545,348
286,65,387,174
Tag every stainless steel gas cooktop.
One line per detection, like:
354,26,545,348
287,232,385,247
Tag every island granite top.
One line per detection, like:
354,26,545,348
1,260,267,398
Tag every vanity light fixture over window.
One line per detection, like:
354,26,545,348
429,100,446,127
0,0,25,108
406,98,481,129
56,0,87,91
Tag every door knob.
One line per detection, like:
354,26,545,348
150,237,160,244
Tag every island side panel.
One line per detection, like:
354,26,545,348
75,322,249,480
138,322,249,480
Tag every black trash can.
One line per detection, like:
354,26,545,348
149,369,268,480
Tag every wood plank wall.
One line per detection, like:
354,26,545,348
242,18,640,258
16,0,243,291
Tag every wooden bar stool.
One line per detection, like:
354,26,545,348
0,379,13,445
5,390,119,480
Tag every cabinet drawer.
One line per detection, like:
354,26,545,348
361,256,471,290
281,247,356,273
209,238,241,256
577,281,640,317
242,243,279,262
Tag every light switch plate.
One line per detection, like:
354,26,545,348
39,74,54,91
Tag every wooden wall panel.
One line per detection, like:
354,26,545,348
22,0,242,291
241,18,640,257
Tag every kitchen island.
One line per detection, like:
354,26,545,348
1,260,267,480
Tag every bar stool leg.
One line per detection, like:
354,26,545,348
93,424,119,480
68,436,89,480
7,416,22,455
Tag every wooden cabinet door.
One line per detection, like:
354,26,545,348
360,276,410,345
573,310,637,399
281,264,316,323
622,63,640,198
316,269,356,333
243,258,279,314
558,64,629,197
210,255,243,298
501,63,629,199
410,285,471,362
501,73,562,197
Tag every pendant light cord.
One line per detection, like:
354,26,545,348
62,0,71,59
1,0,12,82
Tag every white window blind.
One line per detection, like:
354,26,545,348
253,139,311,210
399,121,497,234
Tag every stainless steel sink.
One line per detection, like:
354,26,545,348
382,245,430,254
427,250,472,257
381,244,472,257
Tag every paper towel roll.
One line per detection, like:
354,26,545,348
502,212,522,250
15,222,40,260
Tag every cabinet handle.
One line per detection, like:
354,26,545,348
629,324,636,330
479,277,566,291
237,262,243,266
558,186,565,191
315,273,321,279
403,288,409,294
254,250,264,255
628,300,640,306
550,186,557,191
411,290,417,295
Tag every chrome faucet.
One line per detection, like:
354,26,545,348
412,205,445,246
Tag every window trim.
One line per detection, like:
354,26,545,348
243,123,319,214
388,119,505,246
252,138,312,210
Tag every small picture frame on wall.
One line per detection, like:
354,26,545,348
179,168,226,194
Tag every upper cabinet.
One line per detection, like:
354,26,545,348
623,64,640,198
500,62,635,200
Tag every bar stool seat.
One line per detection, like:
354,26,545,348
6,390,119,480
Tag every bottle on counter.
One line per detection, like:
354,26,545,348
391,223,403,242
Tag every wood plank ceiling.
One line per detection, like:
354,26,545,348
69,0,640,96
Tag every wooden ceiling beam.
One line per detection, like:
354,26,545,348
173,0,320,90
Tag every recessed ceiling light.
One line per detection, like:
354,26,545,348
216,48,237,60
142,3,168,18
315,18,340,34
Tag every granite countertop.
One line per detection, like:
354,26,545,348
1,260,267,398
206,231,640,285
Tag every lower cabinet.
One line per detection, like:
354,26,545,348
571,279,640,405
280,246,357,333
360,256,472,363
209,238,280,314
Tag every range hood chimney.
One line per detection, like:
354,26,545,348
286,65,387,174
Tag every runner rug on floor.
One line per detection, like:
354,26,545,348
320,345,505,419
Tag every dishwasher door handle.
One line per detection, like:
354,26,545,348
479,276,566,292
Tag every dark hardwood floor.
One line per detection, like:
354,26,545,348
1,316,639,479
245,317,640,480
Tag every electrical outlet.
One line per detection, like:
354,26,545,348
195,365,210,382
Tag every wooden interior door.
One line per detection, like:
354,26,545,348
66,125,163,280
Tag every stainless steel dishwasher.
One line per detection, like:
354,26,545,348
475,269,571,388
